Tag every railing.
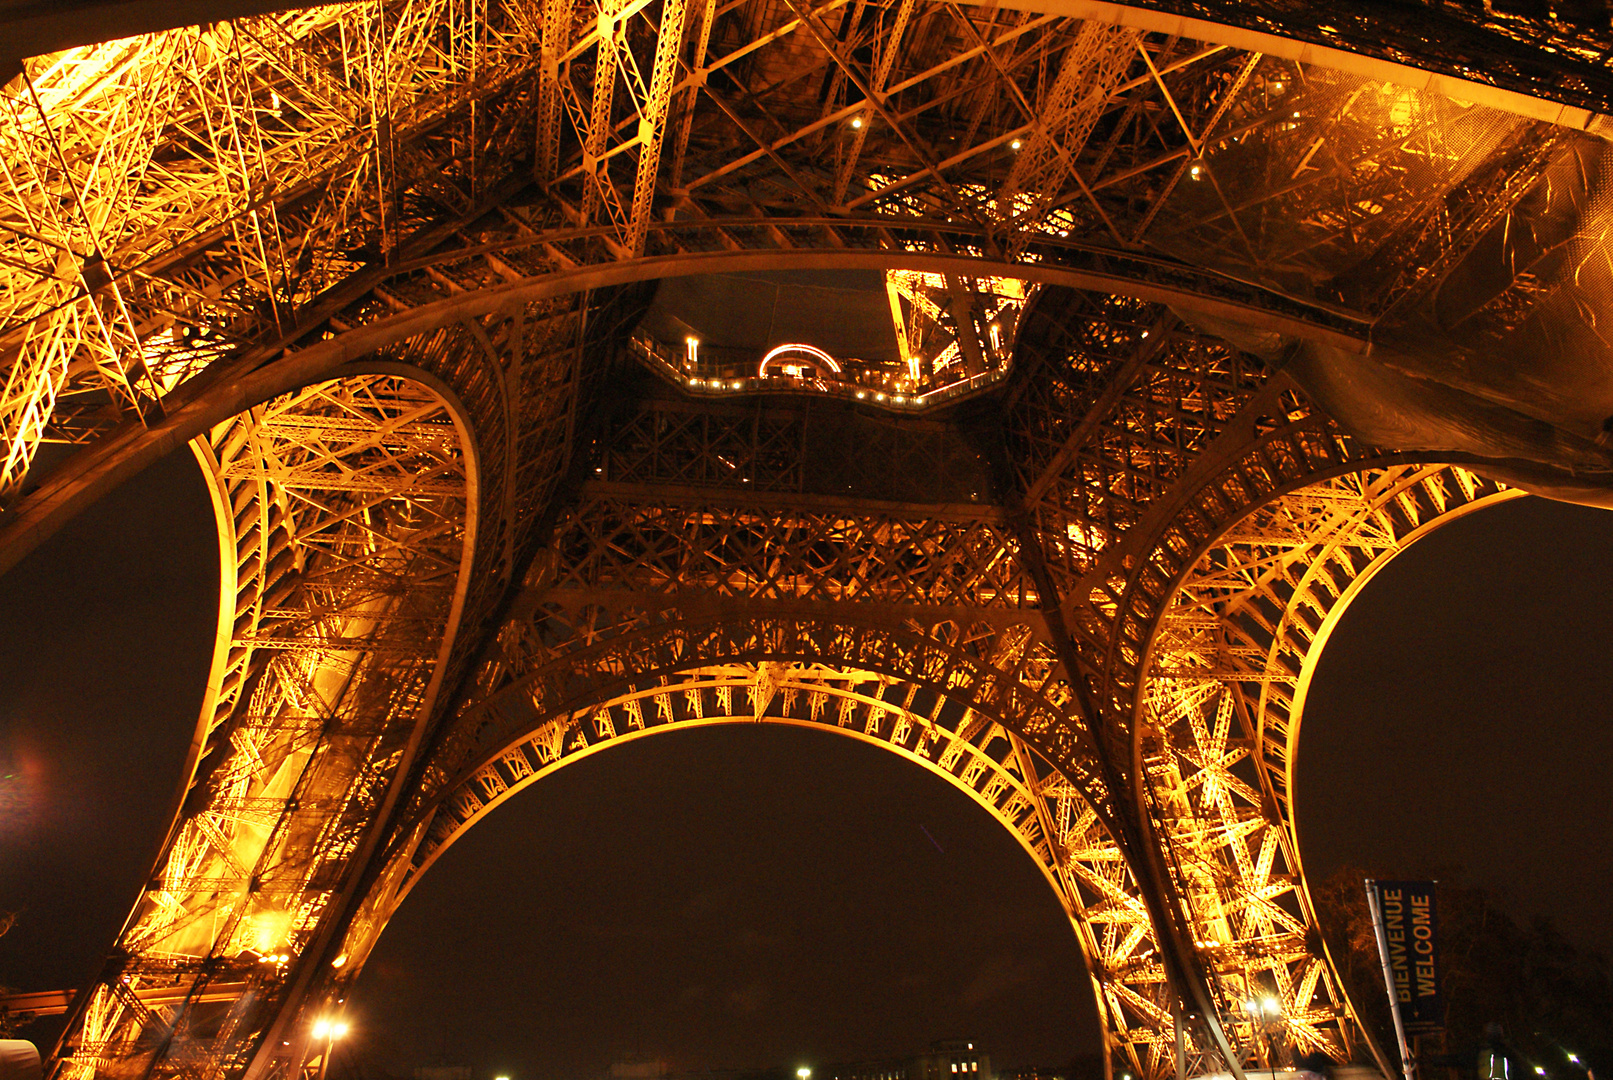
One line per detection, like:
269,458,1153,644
629,334,1011,413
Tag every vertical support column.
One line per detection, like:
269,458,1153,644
625,0,690,255
1001,502,1251,1080
580,0,623,229
536,0,576,182
668,0,717,193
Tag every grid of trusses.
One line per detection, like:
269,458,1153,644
0,0,1578,519
0,6,1595,1080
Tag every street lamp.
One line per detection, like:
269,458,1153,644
311,1018,348,1080
799,1069,812,1079
1245,998,1285,1078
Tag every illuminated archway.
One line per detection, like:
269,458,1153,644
350,653,1168,1080
58,370,480,1080
1130,463,1523,1074
758,344,845,380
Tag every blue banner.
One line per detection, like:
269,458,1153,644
1368,880,1444,1037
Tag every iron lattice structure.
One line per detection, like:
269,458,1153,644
0,3,1607,1080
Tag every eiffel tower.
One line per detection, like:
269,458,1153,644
2,3,1610,1080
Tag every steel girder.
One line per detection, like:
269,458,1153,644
403,654,1179,1080
1,0,1598,526
37,291,1526,1080
1141,465,1523,1068
1,7,1604,1080
57,372,479,1080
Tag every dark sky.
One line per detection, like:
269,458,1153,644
1299,495,1613,957
2,450,1612,1080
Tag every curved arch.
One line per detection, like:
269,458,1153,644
330,587,1273,1080
443,612,1118,828
54,370,480,1080
1009,0,1612,131
1280,480,1527,906
994,292,1438,1076
0,246,1367,583
362,654,1177,1080
1128,463,1523,1075
11,7,1605,1080
6,0,1608,131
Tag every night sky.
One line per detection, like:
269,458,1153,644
2,446,1611,1080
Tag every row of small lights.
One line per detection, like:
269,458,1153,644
685,375,924,407
295,1014,1591,1080
670,334,1013,407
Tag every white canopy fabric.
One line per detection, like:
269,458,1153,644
0,1041,41,1080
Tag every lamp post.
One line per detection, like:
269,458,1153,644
1245,997,1286,1079
310,1019,348,1080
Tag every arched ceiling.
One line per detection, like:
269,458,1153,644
5,0,1613,581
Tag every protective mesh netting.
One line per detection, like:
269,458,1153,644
1139,63,1538,308
1381,136,1613,435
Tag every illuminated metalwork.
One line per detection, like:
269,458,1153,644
3,4,1610,1080
58,372,476,1080
398,661,1177,1078
1130,465,1520,1064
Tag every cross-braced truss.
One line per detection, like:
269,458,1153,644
1135,465,1520,1064
391,661,1180,1080
60,373,474,1080
4,4,1609,1080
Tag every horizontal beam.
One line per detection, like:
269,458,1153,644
581,480,1007,522
0,245,1371,581
7,0,1601,136
0,983,252,1018
1003,0,1613,135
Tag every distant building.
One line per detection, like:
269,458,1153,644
825,1040,991,1080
